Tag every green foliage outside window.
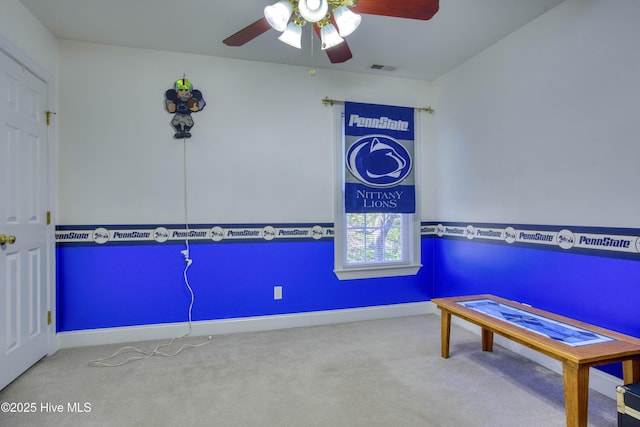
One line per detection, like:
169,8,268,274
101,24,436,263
345,213,404,264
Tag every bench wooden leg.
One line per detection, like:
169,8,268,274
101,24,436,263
481,328,493,352
440,310,451,359
562,362,589,427
622,358,640,384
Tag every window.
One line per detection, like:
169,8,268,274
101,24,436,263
345,213,405,264
333,106,421,280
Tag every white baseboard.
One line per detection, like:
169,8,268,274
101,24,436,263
430,302,620,401
58,302,434,349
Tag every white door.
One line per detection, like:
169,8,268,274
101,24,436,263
0,49,50,390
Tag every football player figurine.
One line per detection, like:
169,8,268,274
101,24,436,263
165,78,206,139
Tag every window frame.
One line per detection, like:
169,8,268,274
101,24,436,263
333,105,422,280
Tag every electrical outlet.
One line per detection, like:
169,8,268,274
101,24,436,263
274,286,282,300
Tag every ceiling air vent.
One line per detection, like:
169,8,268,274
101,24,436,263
370,64,397,72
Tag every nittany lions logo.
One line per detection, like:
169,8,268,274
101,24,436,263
346,135,412,188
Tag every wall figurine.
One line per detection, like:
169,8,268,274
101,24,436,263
165,78,206,139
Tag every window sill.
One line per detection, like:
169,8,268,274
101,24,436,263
334,264,422,280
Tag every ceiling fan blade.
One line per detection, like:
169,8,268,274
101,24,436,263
352,0,439,21
325,42,353,64
223,18,272,46
312,24,353,63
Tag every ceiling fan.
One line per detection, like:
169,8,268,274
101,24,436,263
223,0,439,64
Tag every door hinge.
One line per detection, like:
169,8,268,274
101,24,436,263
45,111,56,126
47,310,52,325
46,211,51,225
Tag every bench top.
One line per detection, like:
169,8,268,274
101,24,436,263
432,294,640,367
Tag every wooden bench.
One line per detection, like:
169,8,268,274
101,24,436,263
432,294,640,427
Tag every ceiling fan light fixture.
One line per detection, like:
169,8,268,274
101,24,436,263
333,6,361,37
297,0,329,23
264,0,293,32
278,22,303,49
320,23,344,50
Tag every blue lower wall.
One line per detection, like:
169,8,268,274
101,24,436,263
56,221,640,379
56,238,435,332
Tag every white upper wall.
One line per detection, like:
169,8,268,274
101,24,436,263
433,0,640,227
15,0,633,229
56,41,434,225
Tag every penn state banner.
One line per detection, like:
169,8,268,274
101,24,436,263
344,102,415,213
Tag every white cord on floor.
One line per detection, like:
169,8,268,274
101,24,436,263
89,137,210,367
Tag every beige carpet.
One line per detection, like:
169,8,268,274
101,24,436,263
0,315,617,426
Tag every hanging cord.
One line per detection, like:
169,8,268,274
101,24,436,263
179,136,199,338
309,24,317,76
183,124,190,251
89,137,210,367
88,263,209,367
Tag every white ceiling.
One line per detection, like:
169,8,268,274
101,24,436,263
19,0,565,81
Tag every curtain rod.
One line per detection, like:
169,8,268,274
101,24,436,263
321,97,435,114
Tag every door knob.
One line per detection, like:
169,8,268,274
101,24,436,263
0,234,16,245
